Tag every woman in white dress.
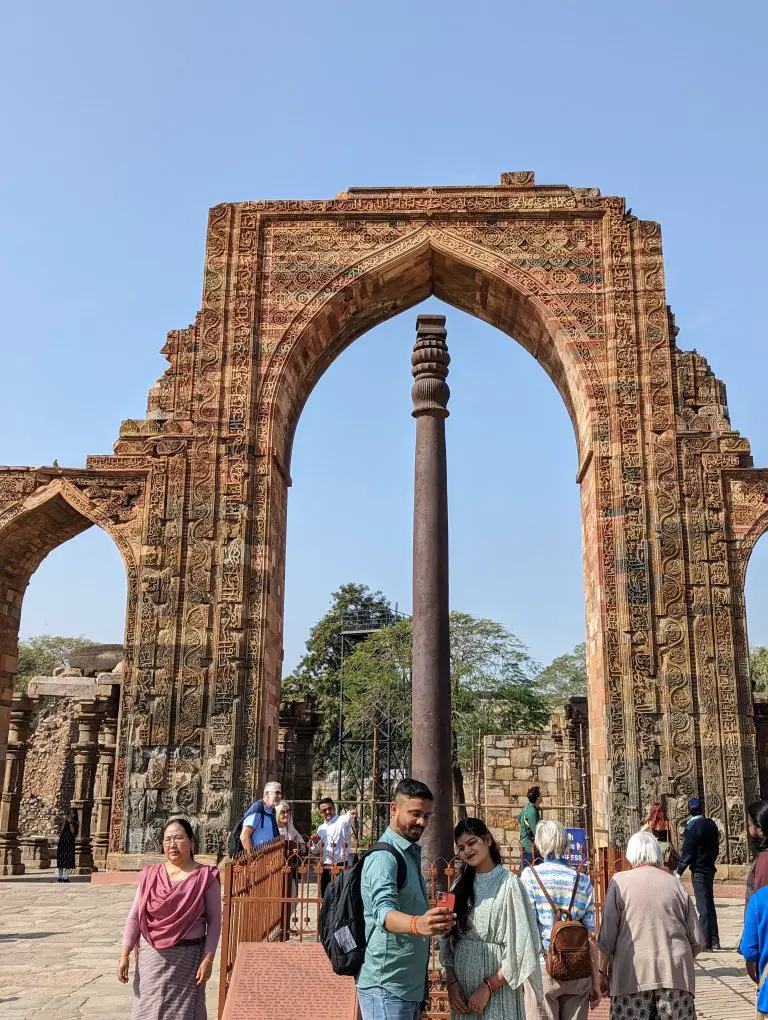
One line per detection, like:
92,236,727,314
439,817,542,1019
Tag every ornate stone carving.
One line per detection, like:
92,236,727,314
0,175,762,864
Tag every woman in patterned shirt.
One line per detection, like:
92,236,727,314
519,819,600,1019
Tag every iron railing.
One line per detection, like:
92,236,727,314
218,839,628,1019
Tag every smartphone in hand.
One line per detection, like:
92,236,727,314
436,891,455,912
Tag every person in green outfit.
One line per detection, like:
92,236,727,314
517,786,542,869
439,817,542,1019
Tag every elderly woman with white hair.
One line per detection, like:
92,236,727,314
597,830,703,1020
520,819,600,1019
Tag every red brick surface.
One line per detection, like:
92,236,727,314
221,942,358,1020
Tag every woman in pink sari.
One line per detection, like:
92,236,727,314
117,818,221,1019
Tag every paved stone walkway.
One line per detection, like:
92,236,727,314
0,875,759,1019
0,876,218,1020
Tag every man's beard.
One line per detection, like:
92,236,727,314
402,823,425,843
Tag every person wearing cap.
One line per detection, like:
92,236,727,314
676,797,720,951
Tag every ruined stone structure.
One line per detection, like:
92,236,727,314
0,659,120,874
483,700,590,847
1,173,767,865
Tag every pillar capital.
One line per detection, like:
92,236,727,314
411,314,450,418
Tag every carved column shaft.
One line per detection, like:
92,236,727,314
410,314,453,871
91,714,117,869
71,700,103,874
0,694,34,875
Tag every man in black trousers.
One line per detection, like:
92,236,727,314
677,796,720,950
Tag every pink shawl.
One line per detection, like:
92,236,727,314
137,862,219,950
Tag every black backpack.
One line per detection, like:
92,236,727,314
319,842,407,976
227,800,273,857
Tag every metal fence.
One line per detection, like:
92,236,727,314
218,839,629,1019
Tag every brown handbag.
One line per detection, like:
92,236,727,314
530,866,592,982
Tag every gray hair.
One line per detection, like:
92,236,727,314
626,830,663,868
263,781,282,795
535,819,569,860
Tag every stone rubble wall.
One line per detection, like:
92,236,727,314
484,725,573,849
19,698,77,839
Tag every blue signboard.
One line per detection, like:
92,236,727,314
566,827,588,868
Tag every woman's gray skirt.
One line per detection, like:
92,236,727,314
132,936,207,1020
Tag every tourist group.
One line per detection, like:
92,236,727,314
111,778,768,1020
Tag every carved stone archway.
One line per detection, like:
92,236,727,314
0,172,763,869
0,474,142,768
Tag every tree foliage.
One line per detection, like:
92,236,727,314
330,609,551,804
752,646,768,693
15,634,98,691
282,583,587,807
281,583,395,770
536,642,588,709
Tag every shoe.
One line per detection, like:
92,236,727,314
703,945,713,952
56,878,62,883
63,879,70,883
711,942,721,951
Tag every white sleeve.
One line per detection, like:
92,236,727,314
243,812,257,827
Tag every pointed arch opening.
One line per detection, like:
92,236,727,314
257,229,604,476
0,483,137,759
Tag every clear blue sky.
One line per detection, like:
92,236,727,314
2,1,767,671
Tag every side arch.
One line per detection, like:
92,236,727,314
0,475,143,764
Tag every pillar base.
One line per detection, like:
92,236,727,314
0,862,25,875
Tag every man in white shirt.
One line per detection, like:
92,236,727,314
312,797,358,895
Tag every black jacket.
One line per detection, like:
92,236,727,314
677,815,719,875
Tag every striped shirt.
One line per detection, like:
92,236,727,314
520,859,595,953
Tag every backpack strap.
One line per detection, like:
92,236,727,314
566,866,582,921
530,866,563,920
530,865,581,922
366,842,408,890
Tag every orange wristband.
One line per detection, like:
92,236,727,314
410,915,420,936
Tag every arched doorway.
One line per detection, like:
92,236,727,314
282,297,586,839
0,475,141,871
252,228,612,837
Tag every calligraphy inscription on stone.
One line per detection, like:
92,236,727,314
222,943,358,1020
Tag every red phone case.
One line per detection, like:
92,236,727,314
437,891,455,911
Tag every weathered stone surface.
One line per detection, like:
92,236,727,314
0,173,765,863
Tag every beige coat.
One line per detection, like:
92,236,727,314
597,866,703,997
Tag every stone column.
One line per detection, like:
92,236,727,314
0,693,34,875
91,714,117,869
410,314,453,870
71,700,103,874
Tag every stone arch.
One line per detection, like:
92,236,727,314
0,475,142,763
247,221,616,841
256,225,606,473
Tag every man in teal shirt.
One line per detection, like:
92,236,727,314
357,778,455,1019
517,786,542,868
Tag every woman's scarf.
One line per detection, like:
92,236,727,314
137,862,219,950
500,870,544,1002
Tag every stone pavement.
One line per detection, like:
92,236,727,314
0,876,759,1019
0,875,218,1019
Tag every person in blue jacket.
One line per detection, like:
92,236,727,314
739,884,768,1018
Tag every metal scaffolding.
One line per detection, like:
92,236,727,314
335,606,411,839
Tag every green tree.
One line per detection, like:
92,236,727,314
281,582,395,772
536,641,588,710
15,634,98,691
337,610,550,812
752,646,768,692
